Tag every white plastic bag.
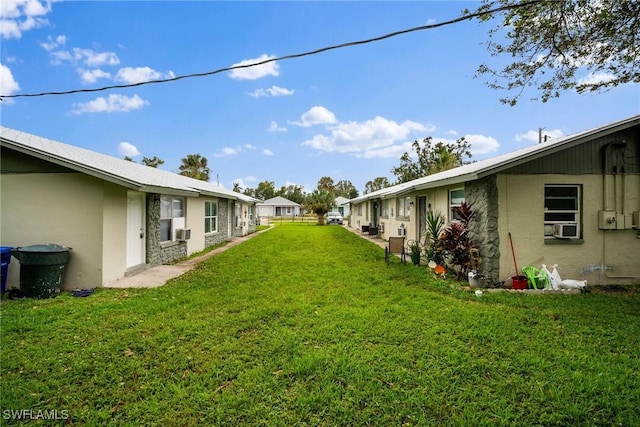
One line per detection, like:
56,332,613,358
541,264,558,290
551,264,563,285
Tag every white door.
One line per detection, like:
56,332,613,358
126,192,145,268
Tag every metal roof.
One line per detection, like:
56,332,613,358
0,126,258,203
256,196,301,206
350,114,640,203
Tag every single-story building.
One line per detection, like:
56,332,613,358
333,196,351,217
1,127,258,290
349,114,640,286
255,196,301,221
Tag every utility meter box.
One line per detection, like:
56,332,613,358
598,210,617,230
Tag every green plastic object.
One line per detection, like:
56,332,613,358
521,266,550,290
11,244,71,299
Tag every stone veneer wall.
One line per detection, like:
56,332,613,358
146,194,162,266
465,176,500,282
146,193,187,265
205,199,230,247
160,241,187,264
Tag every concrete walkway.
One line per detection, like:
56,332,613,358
106,230,266,289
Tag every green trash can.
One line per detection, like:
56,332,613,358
11,244,71,299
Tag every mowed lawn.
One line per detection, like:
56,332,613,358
1,224,639,426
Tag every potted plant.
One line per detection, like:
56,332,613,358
424,210,446,266
407,239,422,265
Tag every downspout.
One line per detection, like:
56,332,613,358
602,142,639,279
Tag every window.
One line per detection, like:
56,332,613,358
380,199,389,217
235,202,242,227
160,196,185,242
397,196,411,219
449,189,465,221
205,200,218,233
544,185,581,238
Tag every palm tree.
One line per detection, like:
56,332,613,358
178,154,210,181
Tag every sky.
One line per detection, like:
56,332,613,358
1,0,639,194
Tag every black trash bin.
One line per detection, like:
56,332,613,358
11,244,71,299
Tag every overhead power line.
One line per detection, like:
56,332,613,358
1,0,542,100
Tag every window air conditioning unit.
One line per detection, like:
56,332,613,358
553,223,578,239
176,229,191,241
379,223,385,233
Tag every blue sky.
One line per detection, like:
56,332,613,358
1,1,638,193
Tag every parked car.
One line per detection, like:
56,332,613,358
326,212,343,225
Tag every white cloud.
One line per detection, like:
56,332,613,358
446,129,458,136
0,0,51,39
263,149,274,156
77,68,111,84
292,106,337,127
268,121,287,132
229,54,279,80
213,147,240,158
515,128,565,143
249,85,294,98
302,115,431,155
40,34,66,51
0,63,20,102
577,71,616,87
50,47,119,67
464,134,500,155
115,66,175,84
117,142,141,157
71,94,149,115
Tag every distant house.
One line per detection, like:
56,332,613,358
333,196,351,217
0,127,258,290
255,196,301,220
349,114,640,286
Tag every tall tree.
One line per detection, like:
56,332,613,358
304,189,335,225
142,156,164,168
473,0,640,105
391,137,471,184
232,181,243,193
253,180,276,201
278,184,306,204
317,176,335,193
179,154,210,181
335,180,359,199
364,177,391,194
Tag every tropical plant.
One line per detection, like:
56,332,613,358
178,153,210,181
304,190,334,225
424,210,447,266
439,202,479,279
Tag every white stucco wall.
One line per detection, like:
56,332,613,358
1,173,107,290
497,174,640,285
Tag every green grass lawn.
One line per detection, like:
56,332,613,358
1,224,639,426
